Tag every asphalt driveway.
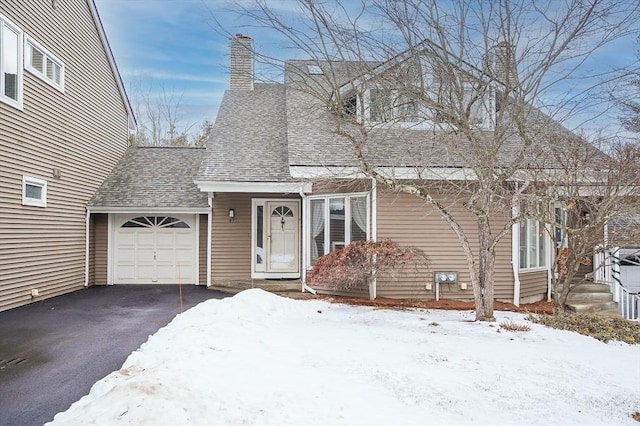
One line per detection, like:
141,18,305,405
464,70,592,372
0,285,227,426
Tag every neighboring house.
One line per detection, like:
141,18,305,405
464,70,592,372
0,0,133,311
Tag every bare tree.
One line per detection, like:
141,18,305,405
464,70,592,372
523,137,640,306
223,0,639,320
128,76,210,147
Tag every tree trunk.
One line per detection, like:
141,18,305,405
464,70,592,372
475,216,496,321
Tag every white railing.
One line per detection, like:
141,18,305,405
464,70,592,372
594,246,640,322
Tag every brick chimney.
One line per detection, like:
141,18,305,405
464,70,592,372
230,34,254,90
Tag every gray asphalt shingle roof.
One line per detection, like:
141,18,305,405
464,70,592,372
89,147,208,208
196,83,294,182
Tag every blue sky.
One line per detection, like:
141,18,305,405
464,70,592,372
94,0,239,130
93,0,638,138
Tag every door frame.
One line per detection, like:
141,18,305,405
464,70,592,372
251,198,301,279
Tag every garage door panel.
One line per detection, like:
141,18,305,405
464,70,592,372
117,232,136,246
137,232,156,246
114,215,198,285
175,249,194,262
175,232,193,246
137,265,156,280
156,232,175,246
117,265,135,281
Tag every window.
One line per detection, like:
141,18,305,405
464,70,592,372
519,219,547,269
25,36,64,92
0,13,23,108
369,88,419,123
462,83,494,129
309,194,368,264
22,176,47,207
121,216,190,228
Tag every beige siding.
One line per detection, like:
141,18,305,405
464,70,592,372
519,270,547,303
92,213,108,285
199,214,207,285
375,188,514,301
0,1,129,311
211,193,299,281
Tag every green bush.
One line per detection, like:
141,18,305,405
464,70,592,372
528,311,640,344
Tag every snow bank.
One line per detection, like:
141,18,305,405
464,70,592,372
48,289,640,425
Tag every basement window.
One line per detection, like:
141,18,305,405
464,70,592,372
22,176,47,207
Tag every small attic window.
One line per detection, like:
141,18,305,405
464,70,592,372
307,64,323,75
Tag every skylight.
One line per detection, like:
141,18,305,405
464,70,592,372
307,64,323,75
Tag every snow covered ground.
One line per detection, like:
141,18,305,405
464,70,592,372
48,289,639,425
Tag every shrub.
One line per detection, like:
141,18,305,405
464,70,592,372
528,311,640,344
499,319,531,332
308,240,429,299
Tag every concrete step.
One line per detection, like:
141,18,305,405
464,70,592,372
566,300,619,314
566,292,613,303
569,283,612,293
210,279,302,295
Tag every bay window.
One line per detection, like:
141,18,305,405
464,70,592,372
309,194,369,264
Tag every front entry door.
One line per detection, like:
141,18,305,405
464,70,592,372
252,200,300,278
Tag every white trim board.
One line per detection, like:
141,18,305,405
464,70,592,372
89,207,210,214
196,181,313,194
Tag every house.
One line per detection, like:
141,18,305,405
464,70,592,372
0,0,133,311
189,35,556,304
86,35,607,308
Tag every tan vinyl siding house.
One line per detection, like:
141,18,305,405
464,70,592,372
0,0,132,311
187,35,558,305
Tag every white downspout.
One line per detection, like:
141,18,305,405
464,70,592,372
546,222,553,302
84,208,91,287
300,187,316,295
207,194,213,287
371,178,378,300
511,199,520,306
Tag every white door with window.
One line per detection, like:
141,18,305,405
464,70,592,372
113,215,197,284
252,200,300,278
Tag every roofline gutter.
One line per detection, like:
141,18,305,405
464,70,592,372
87,207,210,214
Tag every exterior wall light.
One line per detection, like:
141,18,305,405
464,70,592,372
229,208,235,222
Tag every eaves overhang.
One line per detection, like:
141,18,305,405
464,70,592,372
195,181,313,194
87,206,210,214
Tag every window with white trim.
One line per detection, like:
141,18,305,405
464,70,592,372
462,83,495,129
519,219,547,269
369,88,419,123
24,36,64,92
0,12,23,108
309,193,369,265
22,176,47,207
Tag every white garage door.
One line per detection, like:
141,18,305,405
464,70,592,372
620,249,640,294
114,215,197,284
